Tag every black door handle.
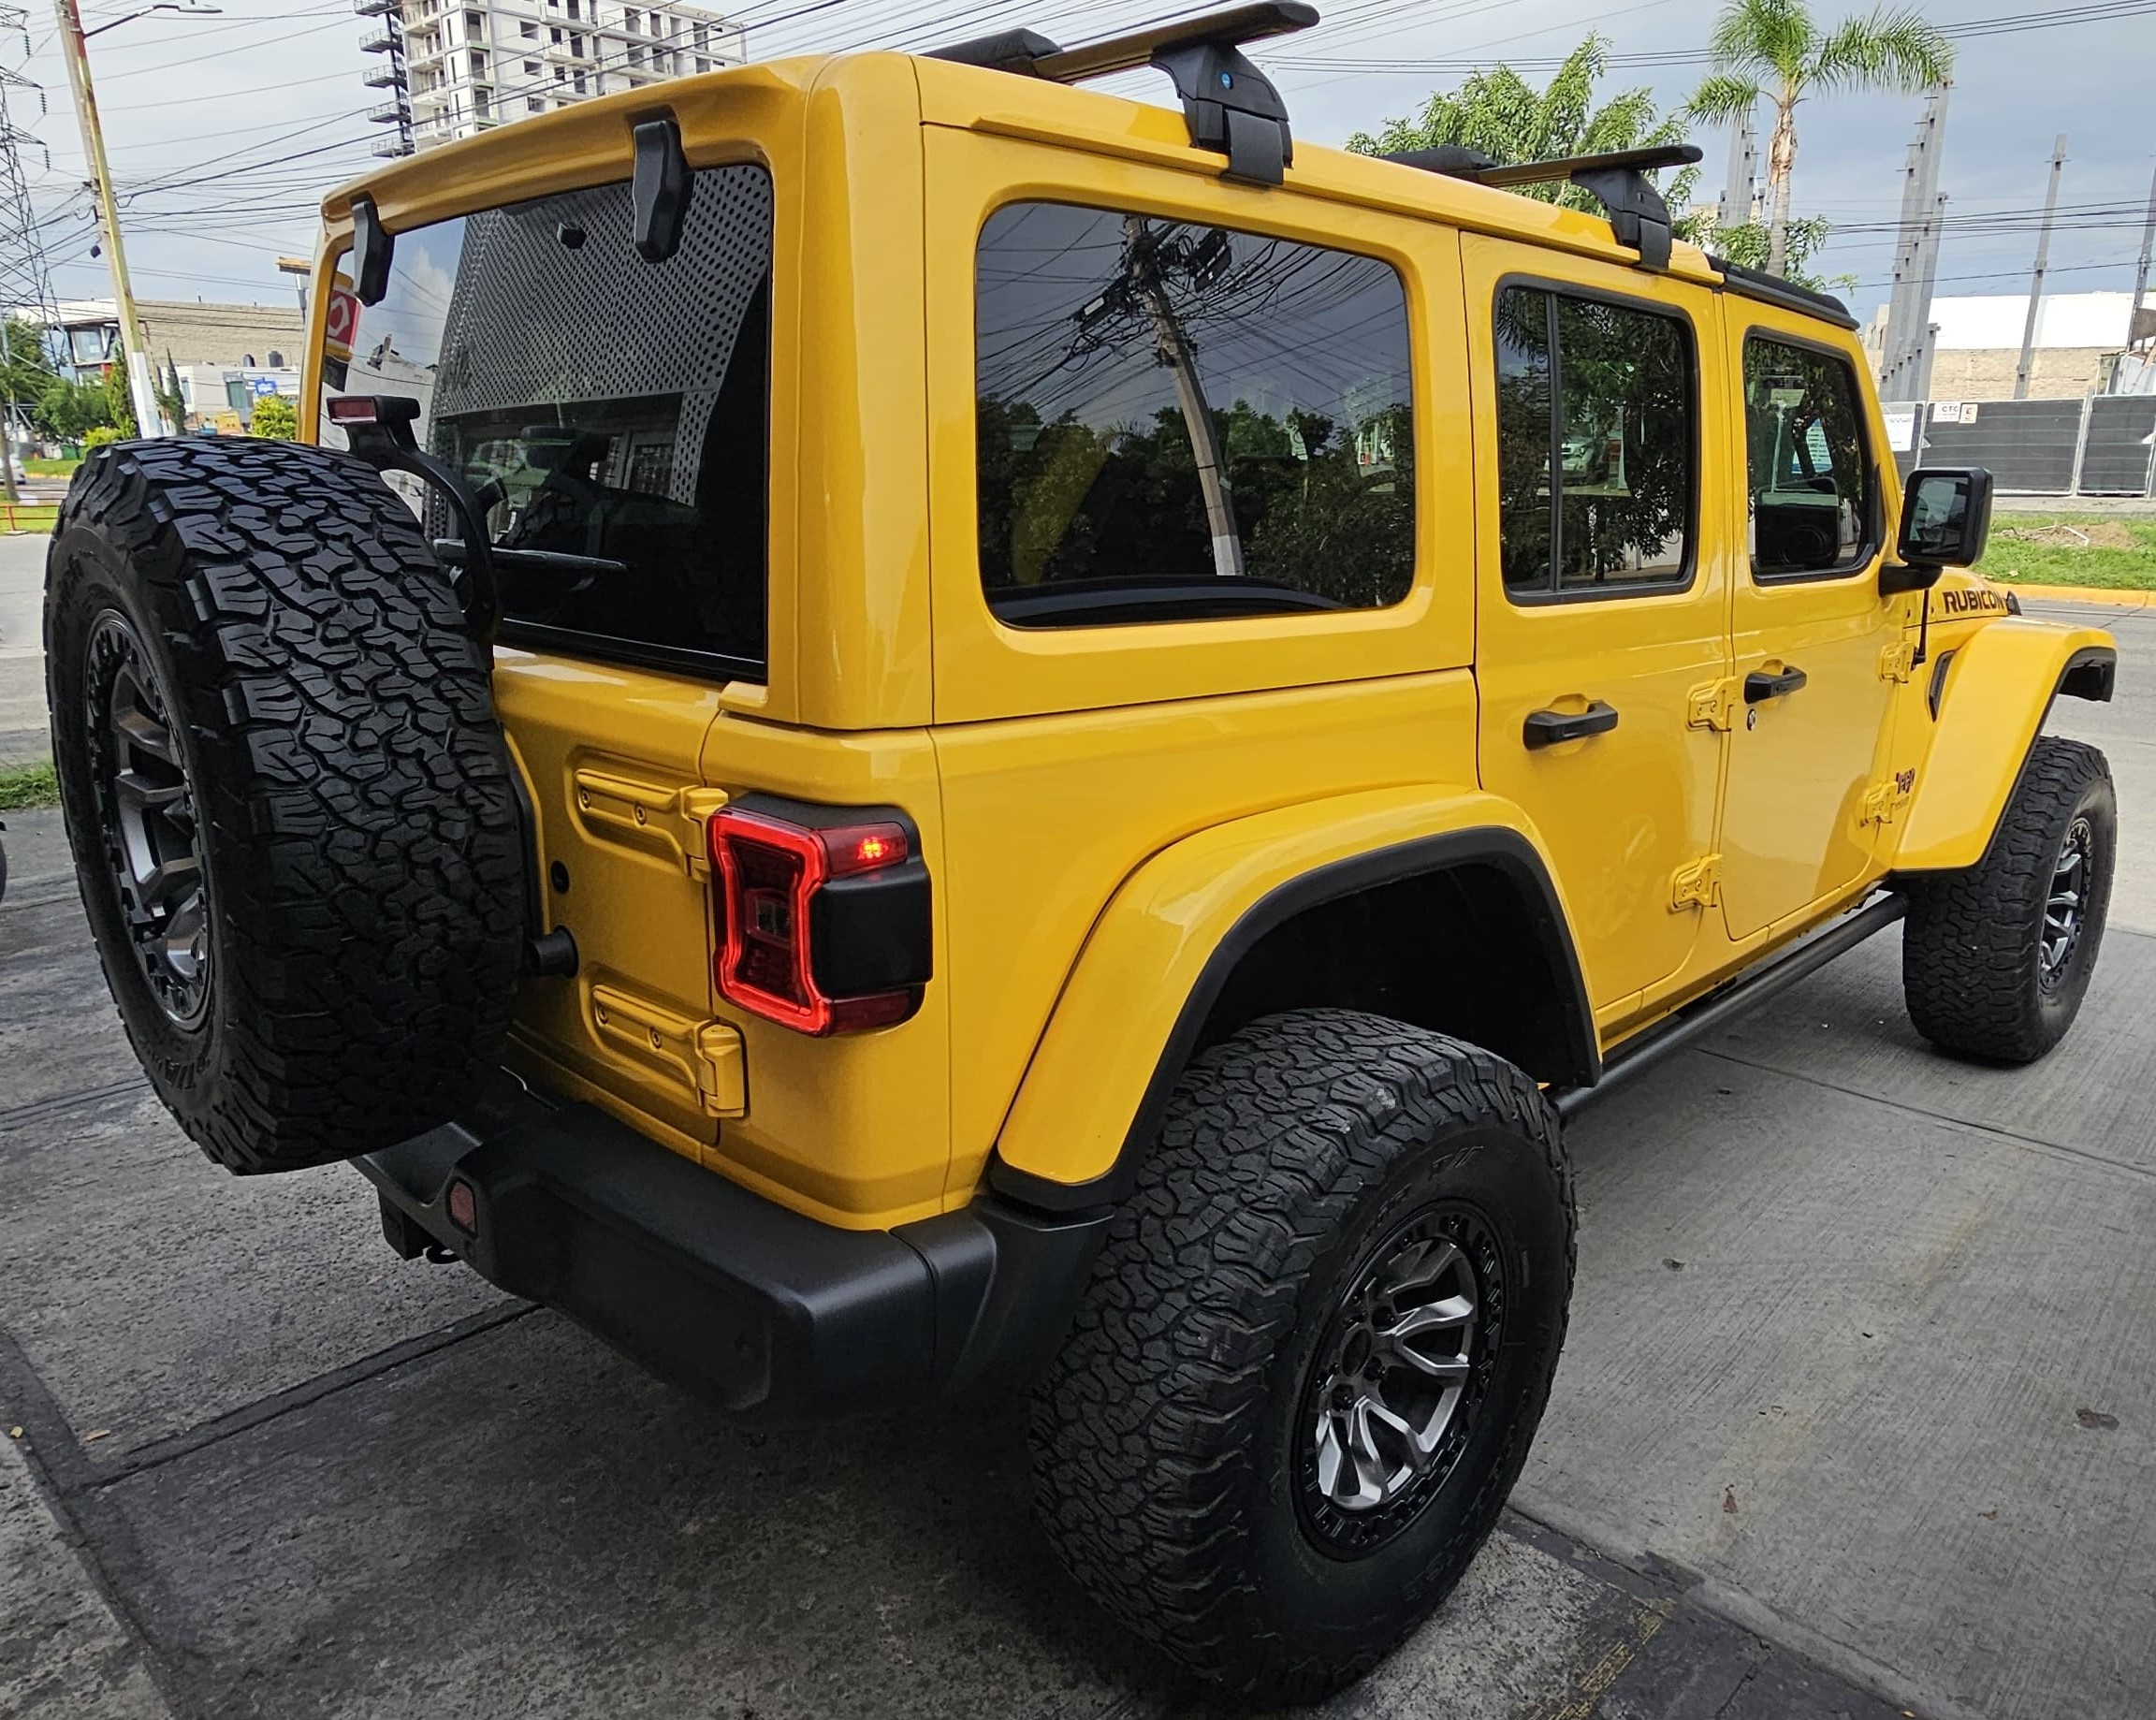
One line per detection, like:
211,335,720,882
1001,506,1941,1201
1744,665,1809,702
1522,701,1620,750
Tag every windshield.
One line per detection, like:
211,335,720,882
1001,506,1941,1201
319,164,774,678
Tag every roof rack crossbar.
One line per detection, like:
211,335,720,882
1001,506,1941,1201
925,2,1319,187
1382,142,1704,273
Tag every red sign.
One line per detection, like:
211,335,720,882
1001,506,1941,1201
324,286,359,360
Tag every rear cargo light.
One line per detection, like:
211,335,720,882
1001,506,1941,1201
708,801,930,1036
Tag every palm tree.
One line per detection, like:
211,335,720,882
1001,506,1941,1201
1687,0,1951,277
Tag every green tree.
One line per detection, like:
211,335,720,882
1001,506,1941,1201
1687,0,1951,276
154,350,186,433
32,376,111,442
249,392,298,439
1708,212,1849,291
102,362,137,438
0,318,54,407
1347,36,1698,218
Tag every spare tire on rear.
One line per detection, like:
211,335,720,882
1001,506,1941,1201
45,437,527,1174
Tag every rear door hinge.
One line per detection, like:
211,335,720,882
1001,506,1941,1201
1879,640,1917,682
1670,853,1722,911
1686,677,1740,732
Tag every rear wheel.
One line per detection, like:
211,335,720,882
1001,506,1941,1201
46,438,527,1173
1901,736,2114,1064
1028,1011,1574,1702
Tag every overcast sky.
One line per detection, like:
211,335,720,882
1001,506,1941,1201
19,0,2154,331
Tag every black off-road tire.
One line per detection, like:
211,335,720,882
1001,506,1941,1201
45,438,527,1173
1029,1011,1575,1703
1901,736,2114,1064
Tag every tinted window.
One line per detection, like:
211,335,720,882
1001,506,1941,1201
974,202,1414,629
1743,336,1872,578
1494,286,1694,596
320,166,774,678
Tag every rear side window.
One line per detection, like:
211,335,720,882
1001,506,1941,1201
1494,285,1695,597
973,201,1415,629
321,165,773,679
1742,335,1873,579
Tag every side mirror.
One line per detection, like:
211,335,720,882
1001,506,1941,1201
1896,466,1993,571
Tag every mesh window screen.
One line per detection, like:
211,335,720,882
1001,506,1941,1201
323,164,775,678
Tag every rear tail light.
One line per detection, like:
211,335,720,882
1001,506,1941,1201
708,799,931,1036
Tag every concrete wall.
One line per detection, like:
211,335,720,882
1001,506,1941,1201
135,300,305,372
1922,345,2112,401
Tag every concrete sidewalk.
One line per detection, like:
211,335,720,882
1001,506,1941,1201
1,598,2150,1719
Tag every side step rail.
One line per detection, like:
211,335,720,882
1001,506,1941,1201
1553,893,1908,1120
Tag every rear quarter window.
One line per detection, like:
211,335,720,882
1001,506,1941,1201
973,201,1416,629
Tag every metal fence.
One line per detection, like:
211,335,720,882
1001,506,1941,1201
1886,395,2156,497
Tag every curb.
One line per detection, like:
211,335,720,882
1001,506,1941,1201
1991,581,2155,610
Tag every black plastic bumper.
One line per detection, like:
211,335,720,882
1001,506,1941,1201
355,1078,1112,1423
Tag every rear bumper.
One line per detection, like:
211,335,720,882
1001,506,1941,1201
355,1077,1111,1423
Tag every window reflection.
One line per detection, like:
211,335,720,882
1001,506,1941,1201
1495,286,1695,596
1743,337,1872,578
975,202,1416,628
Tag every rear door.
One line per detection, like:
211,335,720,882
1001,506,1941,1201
1717,316,1900,940
1464,241,1735,1027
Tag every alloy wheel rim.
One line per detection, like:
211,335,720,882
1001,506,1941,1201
1296,1203,1503,1557
84,610,211,1028
2040,816,2093,993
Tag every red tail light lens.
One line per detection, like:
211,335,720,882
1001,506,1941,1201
709,804,925,1035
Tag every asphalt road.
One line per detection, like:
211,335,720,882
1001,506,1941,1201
4,572,2152,1720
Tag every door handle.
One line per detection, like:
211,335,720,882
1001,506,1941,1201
1522,701,1620,750
1744,665,1809,703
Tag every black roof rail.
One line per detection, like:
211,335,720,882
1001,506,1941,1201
1383,142,1703,273
1707,255,1858,329
925,2,1319,186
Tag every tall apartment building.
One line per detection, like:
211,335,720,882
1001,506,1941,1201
359,0,746,155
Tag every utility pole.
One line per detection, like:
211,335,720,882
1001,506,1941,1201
2014,134,2067,401
53,0,165,436
1716,112,1755,232
1122,215,1242,578
2127,157,2155,378
1879,85,1948,400
0,7,57,501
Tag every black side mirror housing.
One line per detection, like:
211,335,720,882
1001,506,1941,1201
1896,465,1994,571
1879,559,1944,597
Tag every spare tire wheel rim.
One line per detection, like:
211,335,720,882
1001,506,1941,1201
84,609,211,1028
1297,1203,1504,1558
2041,816,2093,993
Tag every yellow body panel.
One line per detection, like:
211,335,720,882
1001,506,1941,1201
994,783,1561,1188
298,51,2108,1228
1891,617,2117,873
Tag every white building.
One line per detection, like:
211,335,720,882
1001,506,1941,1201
362,0,747,153
1862,290,2153,401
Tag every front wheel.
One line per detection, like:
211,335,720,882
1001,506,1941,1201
1028,1011,1575,1703
1901,735,2115,1064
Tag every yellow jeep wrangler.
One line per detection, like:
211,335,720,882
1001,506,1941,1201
43,3,2118,1699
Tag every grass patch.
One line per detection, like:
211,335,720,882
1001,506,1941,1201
0,758,57,810
1,504,57,534
22,457,78,478
1975,516,2156,590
